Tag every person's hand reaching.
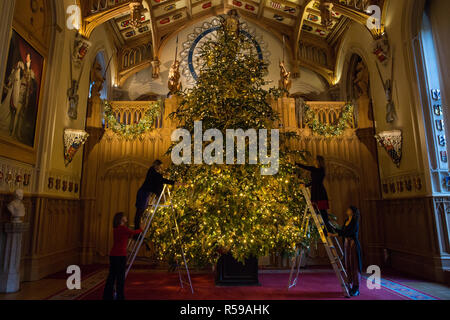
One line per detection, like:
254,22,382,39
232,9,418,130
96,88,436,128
328,233,338,237
175,182,187,187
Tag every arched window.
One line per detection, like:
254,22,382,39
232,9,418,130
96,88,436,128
89,51,108,100
123,52,129,68
413,0,449,193
129,51,135,66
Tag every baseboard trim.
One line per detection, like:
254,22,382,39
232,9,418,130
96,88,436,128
21,249,81,282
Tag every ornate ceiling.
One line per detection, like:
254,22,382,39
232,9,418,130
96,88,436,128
77,0,386,86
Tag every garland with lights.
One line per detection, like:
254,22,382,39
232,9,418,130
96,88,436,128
303,103,354,137
103,101,161,140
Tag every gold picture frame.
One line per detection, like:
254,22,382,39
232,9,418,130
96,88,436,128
0,24,48,165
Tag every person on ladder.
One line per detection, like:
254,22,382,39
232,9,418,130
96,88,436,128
134,159,176,230
329,206,362,297
103,212,143,300
296,155,334,234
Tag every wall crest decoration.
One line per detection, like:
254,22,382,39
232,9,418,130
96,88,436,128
72,34,91,67
375,130,403,168
63,129,89,167
373,35,390,64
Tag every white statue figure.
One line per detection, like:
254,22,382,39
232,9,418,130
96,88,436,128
7,189,26,223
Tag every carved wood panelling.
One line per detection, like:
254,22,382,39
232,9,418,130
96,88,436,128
0,193,82,281
433,197,450,255
375,196,450,282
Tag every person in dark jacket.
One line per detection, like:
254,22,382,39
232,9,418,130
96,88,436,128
103,212,142,300
134,159,175,230
296,155,334,233
330,206,362,297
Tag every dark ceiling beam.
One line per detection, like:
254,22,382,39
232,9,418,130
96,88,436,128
293,0,314,62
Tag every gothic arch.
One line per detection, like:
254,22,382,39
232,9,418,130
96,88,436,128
102,158,150,180
324,157,361,182
156,10,296,62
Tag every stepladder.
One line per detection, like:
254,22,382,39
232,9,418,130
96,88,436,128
287,186,351,298
126,184,194,294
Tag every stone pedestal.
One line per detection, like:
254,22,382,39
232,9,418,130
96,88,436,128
0,222,29,293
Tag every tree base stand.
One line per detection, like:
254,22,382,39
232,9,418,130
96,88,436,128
215,253,260,286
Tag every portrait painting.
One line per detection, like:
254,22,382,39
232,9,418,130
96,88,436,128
0,29,44,147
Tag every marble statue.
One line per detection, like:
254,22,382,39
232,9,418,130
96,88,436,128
7,189,26,223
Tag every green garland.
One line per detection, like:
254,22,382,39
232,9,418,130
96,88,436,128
104,101,161,140
303,103,354,137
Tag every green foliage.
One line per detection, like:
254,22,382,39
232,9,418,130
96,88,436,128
303,103,354,137
104,101,161,140
148,21,315,267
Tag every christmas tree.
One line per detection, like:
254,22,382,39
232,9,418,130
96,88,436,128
148,13,314,267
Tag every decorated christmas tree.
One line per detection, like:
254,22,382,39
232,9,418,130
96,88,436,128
148,13,314,268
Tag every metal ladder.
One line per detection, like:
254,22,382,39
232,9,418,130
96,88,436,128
125,184,194,294
287,186,350,298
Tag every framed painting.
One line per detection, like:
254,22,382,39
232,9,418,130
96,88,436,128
0,29,45,163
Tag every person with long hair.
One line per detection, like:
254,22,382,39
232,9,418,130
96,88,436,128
103,212,142,300
330,206,362,297
296,155,334,233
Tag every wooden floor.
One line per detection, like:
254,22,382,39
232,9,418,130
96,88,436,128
1,265,449,300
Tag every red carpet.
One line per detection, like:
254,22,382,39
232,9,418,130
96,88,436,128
79,270,408,300
45,264,106,280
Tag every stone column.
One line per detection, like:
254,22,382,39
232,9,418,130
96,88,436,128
271,97,297,131
161,96,181,164
0,222,29,293
164,96,181,130
80,95,104,264
355,92,383,267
